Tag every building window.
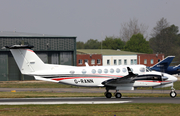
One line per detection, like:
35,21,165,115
114,59,117,65
131,59,133,65
151,59,154,64
84,59,88,63
118,59,121,65
134,59,137,64
91,59,95,65
107,59,110,65
144,59,147,64
97,59,101,64
78,59,82,64
124,59,127,65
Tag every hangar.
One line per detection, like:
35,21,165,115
0,31,76,81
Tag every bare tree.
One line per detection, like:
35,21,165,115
120,18,148,41
151,17,169,38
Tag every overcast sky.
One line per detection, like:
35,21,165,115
0,0,180,42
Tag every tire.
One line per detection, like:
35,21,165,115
115,92,122,98
170,91,177,98
105,92,112,98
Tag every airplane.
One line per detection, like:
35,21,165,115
4,45,178,98
150,56,180,75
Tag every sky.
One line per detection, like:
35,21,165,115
0,0,180,42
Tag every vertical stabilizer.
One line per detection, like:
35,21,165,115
5,45,46,74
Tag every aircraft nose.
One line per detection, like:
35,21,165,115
171,75,177,82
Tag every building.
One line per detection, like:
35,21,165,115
137,54,164,67
0,31,76,81
77,49,139,66
77,49,165,67
76,54,102,66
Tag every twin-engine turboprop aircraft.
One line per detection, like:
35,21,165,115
5,45,178,98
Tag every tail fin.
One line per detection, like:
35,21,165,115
5,45,46,74
150,56,175,72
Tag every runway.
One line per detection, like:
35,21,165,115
0,97,180,105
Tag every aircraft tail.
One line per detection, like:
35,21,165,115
5,45,46,75
150,56,175,72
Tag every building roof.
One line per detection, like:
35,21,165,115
77,49,142,55
0,31,76,38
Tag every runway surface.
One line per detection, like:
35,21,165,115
0,97,180,105
0,88,179,105
1,88,180,94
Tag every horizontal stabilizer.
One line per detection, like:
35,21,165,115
5,45,34,49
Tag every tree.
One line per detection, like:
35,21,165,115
151,17,169,38
76,41,85,49
102,36,125,50
120,18,148,41
84,39,101,49
149,24,180,56
124,33,153,53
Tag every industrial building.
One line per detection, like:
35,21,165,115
0,31,76,81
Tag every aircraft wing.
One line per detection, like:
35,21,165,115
102,67,138,85
150,56,175,72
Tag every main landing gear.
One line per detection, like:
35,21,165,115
104,90,122,98
170,86,177,98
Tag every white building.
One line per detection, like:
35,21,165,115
77,49,141,66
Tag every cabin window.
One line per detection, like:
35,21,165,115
116,68,120,73
140,67,145,72
91,69,96,74
130,68,133,72
91,59,95,65
82,69,86,74
122,68,126,73
97,59,101,64
114,59,117,65
110,68,114,73
98,69,102,74
84,59,88,63
151,59,154,64
107,59,110,65
70,70,75,74
104,69,108,73
144,59,147,64
118,59,121,65
78,59,83,64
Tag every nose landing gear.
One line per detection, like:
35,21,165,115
170,86,177,98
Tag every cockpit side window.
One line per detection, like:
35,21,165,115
140,67,145,72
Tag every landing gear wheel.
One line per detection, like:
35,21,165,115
170,91,177,98
115,92,122,98
105,92,112,98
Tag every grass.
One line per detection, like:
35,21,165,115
0,104,180,116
